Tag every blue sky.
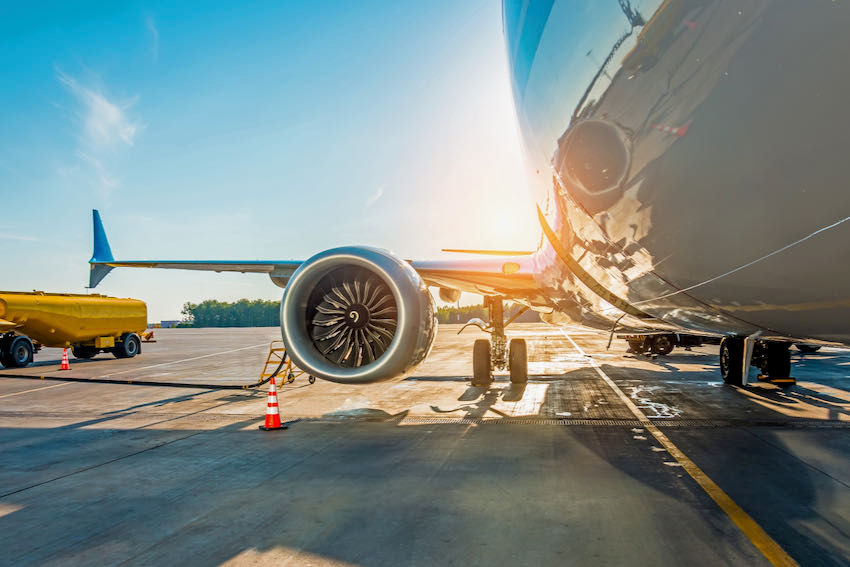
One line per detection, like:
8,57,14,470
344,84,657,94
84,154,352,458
0,1,538,321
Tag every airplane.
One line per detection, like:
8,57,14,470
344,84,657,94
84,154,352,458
89,0,850,389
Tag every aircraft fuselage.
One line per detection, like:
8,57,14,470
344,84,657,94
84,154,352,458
507,0,850,346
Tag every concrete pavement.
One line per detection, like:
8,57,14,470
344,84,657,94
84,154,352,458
1,324,848,565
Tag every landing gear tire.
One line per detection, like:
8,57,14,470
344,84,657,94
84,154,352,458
719,337,744,386
509,338,528,384
795,344,821,354
472,338,492,386
112,333,141,359
627,339,646,354
651,335,674,356
72,346,98,359
5,336,34,368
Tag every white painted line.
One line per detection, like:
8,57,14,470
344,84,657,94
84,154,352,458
560,329,797,567
0,382,71,399
94,342,270,378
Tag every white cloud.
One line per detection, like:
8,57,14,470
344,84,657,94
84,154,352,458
56,163,79,177
366,185,385,207
146,16,159,61
56,69,141,192
0,233,40,242
57,69,140,148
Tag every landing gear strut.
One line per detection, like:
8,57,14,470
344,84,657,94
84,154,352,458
469,297,528,386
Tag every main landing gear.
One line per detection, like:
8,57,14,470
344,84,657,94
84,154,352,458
468,296,528,387
719,337,794,388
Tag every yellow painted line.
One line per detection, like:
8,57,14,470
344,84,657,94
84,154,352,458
0,382,71,399
561,330,798,567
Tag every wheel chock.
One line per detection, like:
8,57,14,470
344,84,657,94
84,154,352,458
757,375,796,387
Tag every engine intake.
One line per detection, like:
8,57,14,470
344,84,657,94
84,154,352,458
281,247,436,383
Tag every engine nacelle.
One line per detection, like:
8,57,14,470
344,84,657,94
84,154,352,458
280,246,437,383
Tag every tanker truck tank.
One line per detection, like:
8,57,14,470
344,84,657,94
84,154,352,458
0,291,147,368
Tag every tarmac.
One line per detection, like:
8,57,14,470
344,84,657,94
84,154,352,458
0,323,848,566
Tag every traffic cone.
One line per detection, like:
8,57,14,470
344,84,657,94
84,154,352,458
60,348,71,371
259,375,287,431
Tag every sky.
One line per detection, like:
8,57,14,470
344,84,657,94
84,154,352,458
0,0,539,322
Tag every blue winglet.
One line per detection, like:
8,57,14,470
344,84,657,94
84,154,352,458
89,209,115,288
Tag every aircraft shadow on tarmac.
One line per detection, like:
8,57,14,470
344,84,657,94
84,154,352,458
320,408,410,422
736,384,850,422
624,351,720,373
414,360,850,425
428,388,508,420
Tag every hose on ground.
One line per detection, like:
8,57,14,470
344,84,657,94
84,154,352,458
0,352,296,390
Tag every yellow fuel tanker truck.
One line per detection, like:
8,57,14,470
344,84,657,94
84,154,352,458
0,291,147,368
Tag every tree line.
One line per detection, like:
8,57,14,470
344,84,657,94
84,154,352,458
436,303,540,324
181,299,280,327
180,298,541,327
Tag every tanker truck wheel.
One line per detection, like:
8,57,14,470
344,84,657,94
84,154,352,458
113,333,141,359
650,334,675,356
5,336,34,368
72,346,98,359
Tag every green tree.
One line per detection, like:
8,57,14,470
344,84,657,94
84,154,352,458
435,302,540,324
179,299,281,328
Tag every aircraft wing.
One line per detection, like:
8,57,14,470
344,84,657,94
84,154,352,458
89,259,303,288
88,210,538,299
88,211,301,288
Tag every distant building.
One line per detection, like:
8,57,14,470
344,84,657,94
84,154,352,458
160,320,181,328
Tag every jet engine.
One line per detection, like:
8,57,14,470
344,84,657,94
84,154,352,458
280,246,437,383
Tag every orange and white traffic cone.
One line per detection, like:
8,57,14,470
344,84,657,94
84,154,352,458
59,348,71,371
259,375,287,431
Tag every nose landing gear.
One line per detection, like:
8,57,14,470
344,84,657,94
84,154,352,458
465,297,528,386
